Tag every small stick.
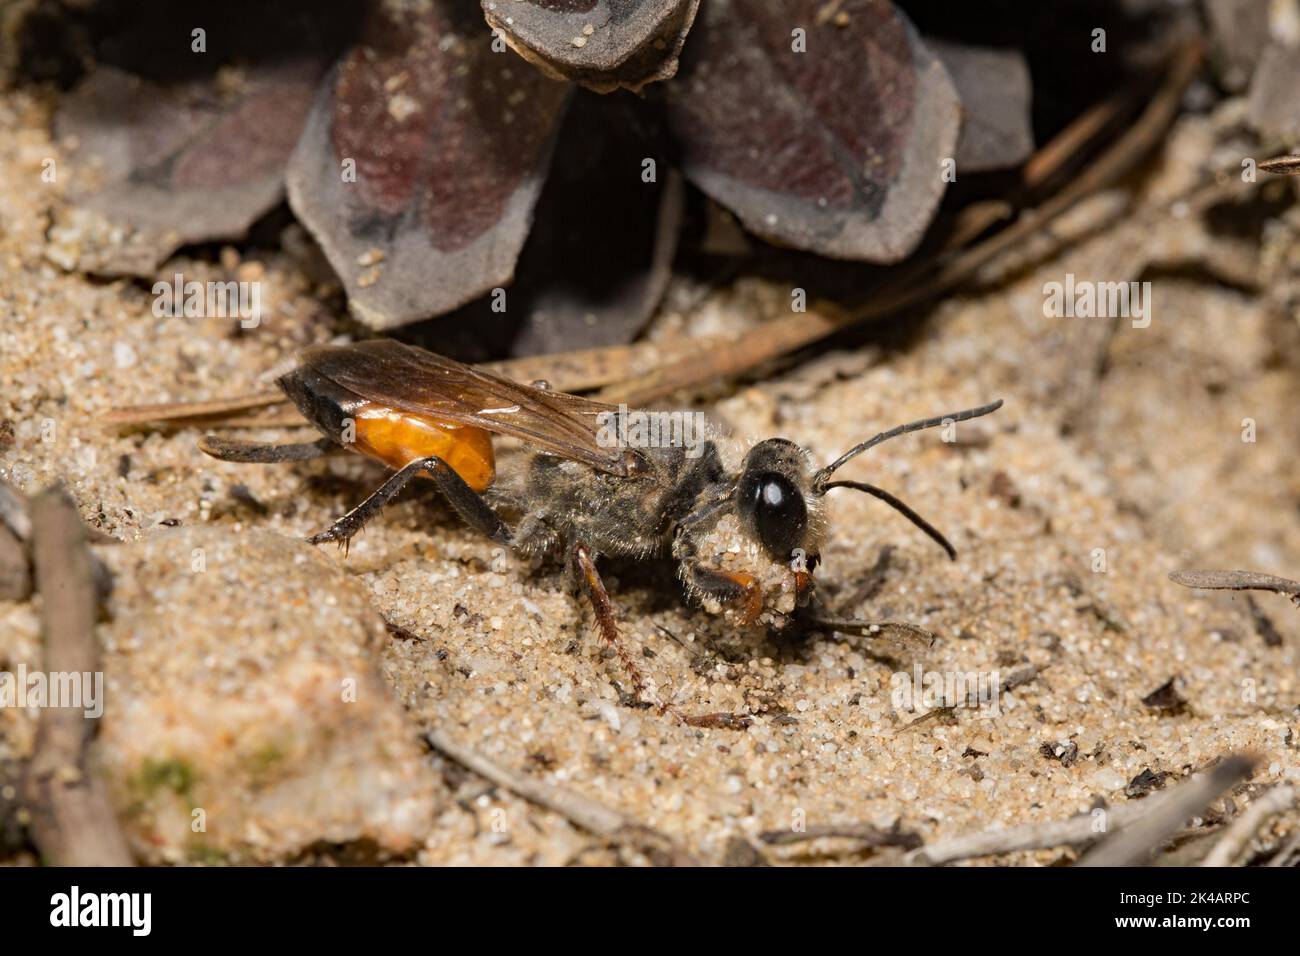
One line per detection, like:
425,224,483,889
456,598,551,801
910,802,1152,865
1022,91,1129,187
188,412,316,429
1200,785,1295,866
898,707,957,734
0,519,29,601
103,391,285,425
913,754,1255,865
22,488,133,866
1170,568,1300,600
761,823,921,850
426,731,625,835
1260,154,1300,176
0,477,32,540
425,730,695,864
489,336,727,394
1077,755,1256,867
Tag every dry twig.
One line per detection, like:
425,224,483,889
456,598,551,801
1170,569,1300,602
1259,154,1300,175
21,487,133,866
1200,785,1295,866
760,822,921,850
425,730,695,865
1077,755,1255,867
910,802,1151,865
911,754,1256,866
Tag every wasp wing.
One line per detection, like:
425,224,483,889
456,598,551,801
292,341,635,475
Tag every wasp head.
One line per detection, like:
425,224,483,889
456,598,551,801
681,439,826,630
678,401,1004,632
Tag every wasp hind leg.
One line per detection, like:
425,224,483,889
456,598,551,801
309,455,511,551
571,542,658,709
572,544,751,729
199,435,336,463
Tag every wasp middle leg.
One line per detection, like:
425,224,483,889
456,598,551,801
309,454,511,550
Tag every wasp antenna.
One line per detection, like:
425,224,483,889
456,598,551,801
813,399,1003,490
821,480,957,560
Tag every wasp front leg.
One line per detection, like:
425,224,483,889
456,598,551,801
683,564,764,627
672,521,763,627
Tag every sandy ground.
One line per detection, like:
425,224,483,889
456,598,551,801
1,87,1298,865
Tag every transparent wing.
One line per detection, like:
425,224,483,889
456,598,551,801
294,341,634,475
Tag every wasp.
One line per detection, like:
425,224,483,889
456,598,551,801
200,340,1002,723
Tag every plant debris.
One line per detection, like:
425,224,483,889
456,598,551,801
54,61,325,276
1040,740,1079,768
927,39,1033,173
759,821,922,851
1259,153,1300,176
1170,568,1300,604
1141,677,1189,716
21,488,133,867
665,0,959,263
480,0,700,93
1126,768,1170,799
1077,756,1256,867
286,0,571,328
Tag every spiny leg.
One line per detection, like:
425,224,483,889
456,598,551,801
568,562,748,728
199,435,335,463
576,557,755,728
571,542,657,710
309,454,510,550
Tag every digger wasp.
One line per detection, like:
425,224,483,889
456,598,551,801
201,340,1002,723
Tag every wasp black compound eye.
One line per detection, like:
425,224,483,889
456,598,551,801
739,470,808,561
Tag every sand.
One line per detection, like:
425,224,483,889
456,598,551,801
1,86,1297,866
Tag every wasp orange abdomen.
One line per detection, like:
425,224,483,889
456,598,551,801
352,403,496,492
